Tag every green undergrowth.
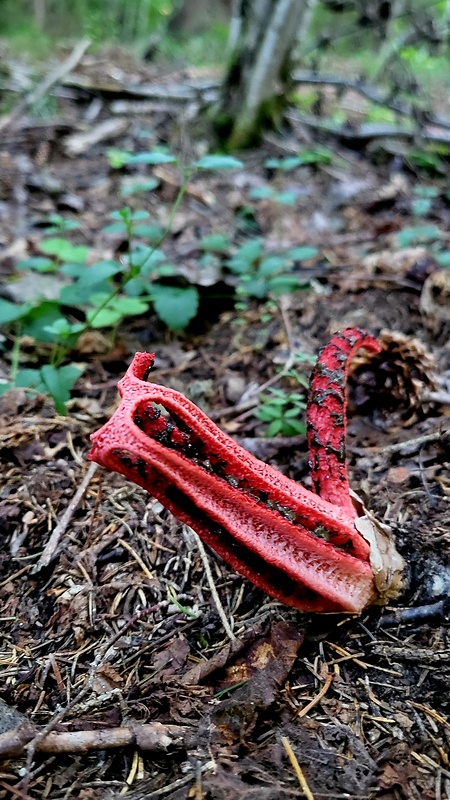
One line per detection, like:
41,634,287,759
1,144,449,421
0,149,323,415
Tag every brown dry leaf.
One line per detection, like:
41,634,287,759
151,636,190,679
95,663,124,689
386,466,412,485
216,621,304,703
181,631,256,686
76,329,112,355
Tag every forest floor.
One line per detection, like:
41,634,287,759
1,46,450,800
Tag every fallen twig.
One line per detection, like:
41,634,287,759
381,427,450,456
190,527,235,642
378,598,450,628
0,38,91,133
0,721,186,758
292,70,450,131
17,604,162,790
35,461,98,570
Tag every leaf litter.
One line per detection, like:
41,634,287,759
0,47,450,800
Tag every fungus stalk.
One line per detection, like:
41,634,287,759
88,329,404,613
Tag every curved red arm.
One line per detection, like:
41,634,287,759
88,329,388,613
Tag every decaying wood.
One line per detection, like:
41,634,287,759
287,110,450,146
0,38,91,134
292,70,450,132
63,118,129,157
0,721,187,758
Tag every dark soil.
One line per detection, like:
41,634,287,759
1,47,450,800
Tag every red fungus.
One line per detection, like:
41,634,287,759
88,328,403,613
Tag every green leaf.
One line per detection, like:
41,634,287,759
120,177,160,196
130,247,165,274
267,275,306,294
127,152,176,165
396,225,442,247
59,262,87,278
264,158,282,169
411,198,432,216
110,209,150,221
111,296,150,316
436,251,450,267
21,301,62,342
16,256,55,272
0,298,31,325
266,419,284,436
133,223,164,241
151,284,199,330
43,317,84,342
14,368,46,392
123,277,147,296
284,406,303,418
195,155,243,170
255,406,283,421
287,246,319,261
258,256,286,276
274,191,297,205
103,221,128,235
40,364,83,415
44,214,80,233
297,147,333,165
237,239,263,260
285,418,306,435
241,276,267,298
40,238,88,263
201,233,230,253
86,307,122,328
157,264,175,277
249,186,274,200
278,156,303,171
227,238,264,273
59,261,121,305
107,148,133,168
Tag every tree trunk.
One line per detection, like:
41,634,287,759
217,0,314,150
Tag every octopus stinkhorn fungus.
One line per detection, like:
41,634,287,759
88,328,404,613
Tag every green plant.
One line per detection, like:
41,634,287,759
0,150,244,413
411,185,438,217
265,149,333,170
226,239,318,301
255,387,308,437
396,224,442,248
253,349,316,437
249,150,333,208
406,147,449,177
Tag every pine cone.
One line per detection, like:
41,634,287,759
348,329,439,426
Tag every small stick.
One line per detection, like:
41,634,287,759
18,604,160,790
381,427,450,456
35,462,98,570
0,722,186,758
190,528,235,642
118,536,154,581
378,599,450,628
281,736,315,800
296,669,333,718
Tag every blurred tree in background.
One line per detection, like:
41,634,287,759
1,0,449,147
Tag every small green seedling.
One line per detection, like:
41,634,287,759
255,387,308,437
